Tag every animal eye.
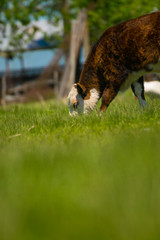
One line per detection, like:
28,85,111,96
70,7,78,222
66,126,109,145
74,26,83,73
73,102,78,109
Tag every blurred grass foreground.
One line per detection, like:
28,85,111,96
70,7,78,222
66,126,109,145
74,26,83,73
1,93,160,240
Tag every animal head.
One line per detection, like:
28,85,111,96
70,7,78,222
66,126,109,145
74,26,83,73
68,83,99,116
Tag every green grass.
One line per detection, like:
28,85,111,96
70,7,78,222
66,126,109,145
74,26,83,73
1,91,160,240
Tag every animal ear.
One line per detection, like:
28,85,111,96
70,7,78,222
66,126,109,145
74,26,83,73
77,83,87,98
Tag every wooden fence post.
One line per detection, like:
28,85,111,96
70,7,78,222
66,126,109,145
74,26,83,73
58,9,88,98
53,70,59,98
1,76,6,106
64,20,77,96
84,23,90,60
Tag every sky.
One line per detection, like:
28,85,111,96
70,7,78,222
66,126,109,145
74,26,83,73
0,49,65,72
0,18,64,72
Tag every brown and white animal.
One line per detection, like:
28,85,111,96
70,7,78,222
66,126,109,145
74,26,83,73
68,11,160,115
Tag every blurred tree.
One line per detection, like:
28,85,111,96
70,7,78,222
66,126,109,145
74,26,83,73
0,0,72,51
0,0,160,49
71,0,160,43
0,1,44,48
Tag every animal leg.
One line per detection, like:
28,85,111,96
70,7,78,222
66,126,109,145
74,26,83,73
100,86,120,112
131,76,147,108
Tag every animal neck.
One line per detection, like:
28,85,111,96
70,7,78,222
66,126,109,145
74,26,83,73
83,88,100,113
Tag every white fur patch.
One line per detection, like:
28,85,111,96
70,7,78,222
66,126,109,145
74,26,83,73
68,86,99,115
120,61,160,92
144,81,160,97
120,69,146,92
83,88,99,114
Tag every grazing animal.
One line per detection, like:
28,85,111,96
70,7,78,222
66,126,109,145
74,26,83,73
68,11,160,115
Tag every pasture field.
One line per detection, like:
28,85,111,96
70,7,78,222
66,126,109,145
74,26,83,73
0,91,160,240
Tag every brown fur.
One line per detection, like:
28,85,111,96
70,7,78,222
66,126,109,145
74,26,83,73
78,11,160,111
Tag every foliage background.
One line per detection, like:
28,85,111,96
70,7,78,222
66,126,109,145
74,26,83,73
1,0,160,45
